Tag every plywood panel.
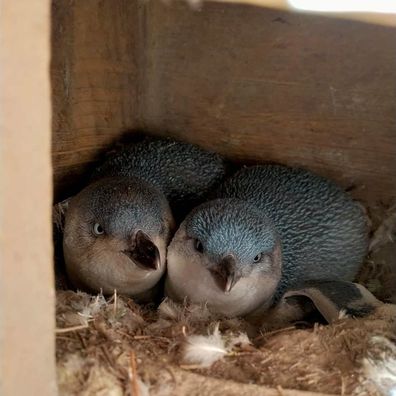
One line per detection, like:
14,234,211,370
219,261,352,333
0,0,57,394
139,1,396,204
51,0,140,199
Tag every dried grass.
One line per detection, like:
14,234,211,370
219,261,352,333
56,288,396,396
358,203,396,303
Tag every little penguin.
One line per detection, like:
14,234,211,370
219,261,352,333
63,138,225,300
165,164,368,317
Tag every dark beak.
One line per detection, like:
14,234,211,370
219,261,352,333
122,230,160,271
210,255,240,294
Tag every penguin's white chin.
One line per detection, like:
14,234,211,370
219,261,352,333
165,243,278,317
66,252,166,297
64,235,167,298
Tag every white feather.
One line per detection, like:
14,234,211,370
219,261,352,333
228,332,251,349
338,309,349,320
78,293,107,325
158,298,182,320
363,336,396,396
137,379,150,396
183,325,228,367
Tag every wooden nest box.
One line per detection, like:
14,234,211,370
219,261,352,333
1,1,395,394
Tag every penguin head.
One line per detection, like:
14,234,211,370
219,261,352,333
63,177,174,298
166,199,282,316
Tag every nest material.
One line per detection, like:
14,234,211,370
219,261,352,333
56,290,396,396
55,203,396,396
358,203,396,303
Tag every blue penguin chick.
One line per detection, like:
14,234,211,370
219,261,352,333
165,165,368,316
63,138,226,300
92,138,226,218
64,177,173,299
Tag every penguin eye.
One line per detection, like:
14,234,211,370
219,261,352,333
194,239,204,253
253,253,262,263
93,223,104,235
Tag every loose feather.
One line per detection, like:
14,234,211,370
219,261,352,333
363,336,396,396
228,332,251,349
183,325,228,367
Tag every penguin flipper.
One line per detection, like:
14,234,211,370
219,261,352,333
283,280,382,324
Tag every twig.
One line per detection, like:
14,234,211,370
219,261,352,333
77,332,87,348
55,324,89,333
254,326,296,341
133,335,154,340
101,345,115,367
133,335,171,342
182,325,187,337
114,289,118,317
116,330,135,340
179,364,205,370
276,385,285,396
341,375,346,396
227,351,257,357
164,366,177,383
129,350,140,396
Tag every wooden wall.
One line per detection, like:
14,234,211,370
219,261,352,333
51,0,140,199
140,1,396,204
1,0,56,395
51,0,396,204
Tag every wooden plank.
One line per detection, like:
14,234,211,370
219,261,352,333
0,0,57,395
51,0,140,199
214,0,396,27
139,1,396,205
169,369,336,396
51,0,396,205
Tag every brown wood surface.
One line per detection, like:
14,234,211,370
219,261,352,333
166,369,337,396
51,0,139,199
0,0,57,395
140,1,396,205
215,0,396,27
51,0,396,204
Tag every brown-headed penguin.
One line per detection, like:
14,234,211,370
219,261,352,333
165,165,368,317
63,138,225,300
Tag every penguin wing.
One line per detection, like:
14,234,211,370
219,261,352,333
283,280,382,323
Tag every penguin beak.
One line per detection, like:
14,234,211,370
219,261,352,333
210,255,240,294
122,230,160,271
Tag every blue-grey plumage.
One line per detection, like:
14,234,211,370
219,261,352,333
63,138,226,300
63,177,173,299
165,164,368,316
186,199,278,273
216,165,368,291
92,138,226,215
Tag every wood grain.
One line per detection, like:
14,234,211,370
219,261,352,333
214,0,396,27
166,369,336,396
51,0,139,199
140,1,396,204
0,0,56,394
51,0,396,205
